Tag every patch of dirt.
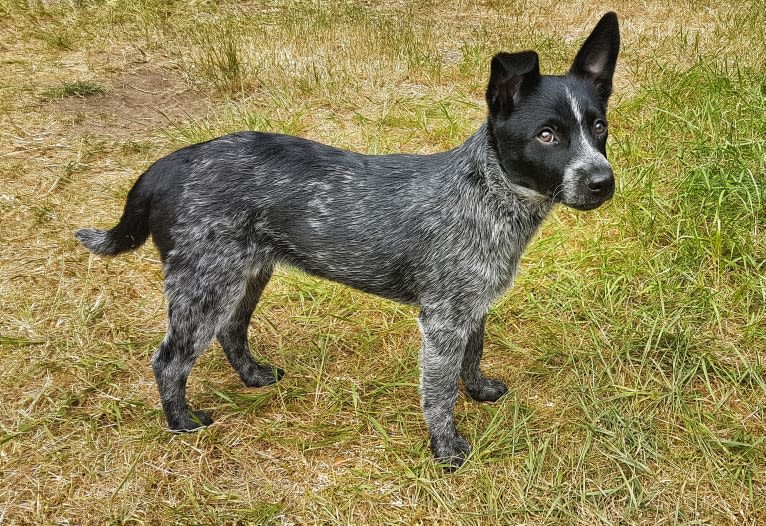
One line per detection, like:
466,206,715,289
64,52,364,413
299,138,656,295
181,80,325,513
55,62,207,138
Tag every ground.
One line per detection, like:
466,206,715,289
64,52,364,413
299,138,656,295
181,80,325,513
0,1,764,524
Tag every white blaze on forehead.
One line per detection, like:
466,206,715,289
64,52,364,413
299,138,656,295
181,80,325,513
563,86,609,168
565,86,584,124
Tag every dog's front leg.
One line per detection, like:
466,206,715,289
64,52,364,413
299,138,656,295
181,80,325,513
418,311,474,471
461,315,509,402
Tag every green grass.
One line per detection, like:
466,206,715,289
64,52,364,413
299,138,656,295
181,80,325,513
42,80,105,99
1,0,764,524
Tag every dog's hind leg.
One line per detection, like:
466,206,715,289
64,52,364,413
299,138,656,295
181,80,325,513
460,315,508,402
216,265,285,387
151,262,248,432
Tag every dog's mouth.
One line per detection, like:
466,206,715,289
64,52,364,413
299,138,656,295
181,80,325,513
555,191,614,211
569,200,607,211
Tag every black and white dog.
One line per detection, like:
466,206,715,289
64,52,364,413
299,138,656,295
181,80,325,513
76,13,619,470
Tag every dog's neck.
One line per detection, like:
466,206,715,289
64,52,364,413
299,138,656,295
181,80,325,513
459,123,555,225
435,123,556,301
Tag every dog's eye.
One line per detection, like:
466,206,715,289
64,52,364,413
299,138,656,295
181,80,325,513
594,120,607,135
537,129,557,144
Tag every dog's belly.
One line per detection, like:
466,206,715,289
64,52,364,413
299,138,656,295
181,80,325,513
253,220,423,304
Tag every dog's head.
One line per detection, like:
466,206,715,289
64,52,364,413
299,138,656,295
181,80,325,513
486,12,620,211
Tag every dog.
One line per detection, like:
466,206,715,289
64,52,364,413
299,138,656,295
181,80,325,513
76,12,619,470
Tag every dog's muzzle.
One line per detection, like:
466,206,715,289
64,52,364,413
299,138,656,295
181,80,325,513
565,166,615,210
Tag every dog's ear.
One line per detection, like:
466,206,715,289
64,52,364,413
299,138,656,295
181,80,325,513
569,12,620,102
486,51,540,117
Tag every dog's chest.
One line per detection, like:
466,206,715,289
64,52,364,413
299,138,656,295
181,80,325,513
458,201,550,301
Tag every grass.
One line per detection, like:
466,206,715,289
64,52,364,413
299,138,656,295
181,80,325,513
42,80,105,99
1,0,764,524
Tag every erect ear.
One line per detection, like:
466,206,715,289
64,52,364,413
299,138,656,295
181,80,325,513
486,51,540,117
568,12,620,103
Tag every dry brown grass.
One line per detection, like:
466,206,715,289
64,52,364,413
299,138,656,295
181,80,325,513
1,0,764,524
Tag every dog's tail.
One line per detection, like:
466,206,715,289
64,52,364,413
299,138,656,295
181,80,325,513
75,175,152,256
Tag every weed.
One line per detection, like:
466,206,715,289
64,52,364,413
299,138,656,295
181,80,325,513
179,18,259,95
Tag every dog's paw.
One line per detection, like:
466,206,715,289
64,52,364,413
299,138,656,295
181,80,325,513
430,432,471,472
168,410,213,432
466,377,508,402
241,363,285,388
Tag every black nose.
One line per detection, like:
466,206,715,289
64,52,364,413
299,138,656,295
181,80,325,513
586,170,615,194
